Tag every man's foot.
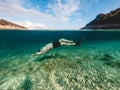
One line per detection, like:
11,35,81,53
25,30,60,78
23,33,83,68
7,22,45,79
75,37,85,46
75,41,81,46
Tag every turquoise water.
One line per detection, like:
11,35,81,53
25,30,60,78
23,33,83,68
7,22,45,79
0,30,120,90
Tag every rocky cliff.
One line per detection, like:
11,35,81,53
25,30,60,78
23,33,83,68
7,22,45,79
83,8,120,29
0,19,27,30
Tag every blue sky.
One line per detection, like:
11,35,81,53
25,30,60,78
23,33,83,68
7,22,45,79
0,0,120,30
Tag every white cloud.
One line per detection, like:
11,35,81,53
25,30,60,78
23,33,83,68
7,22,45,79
14,21,49,30
0,0,58,29
0,0,82,30
48,0,80,21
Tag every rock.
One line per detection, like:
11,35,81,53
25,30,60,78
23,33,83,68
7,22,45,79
0,19,27,30
83,8,120,29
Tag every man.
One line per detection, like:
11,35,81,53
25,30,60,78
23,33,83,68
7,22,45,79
34,37,85,55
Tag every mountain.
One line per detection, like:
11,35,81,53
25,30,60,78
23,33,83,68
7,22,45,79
0,19,27,30
83,8,120,29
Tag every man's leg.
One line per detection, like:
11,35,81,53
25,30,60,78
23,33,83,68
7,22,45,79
59,38,74,43
60,42,76,46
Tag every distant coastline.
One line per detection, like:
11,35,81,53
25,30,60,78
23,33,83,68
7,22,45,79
83,8,120,29
0,19,27,30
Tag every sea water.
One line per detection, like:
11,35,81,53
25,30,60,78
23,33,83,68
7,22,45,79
0,30,120,90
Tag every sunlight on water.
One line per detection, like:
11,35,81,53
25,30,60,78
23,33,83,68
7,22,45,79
0,30,120,90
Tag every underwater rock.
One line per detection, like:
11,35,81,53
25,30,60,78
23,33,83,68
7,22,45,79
100,53,120,68
104,54,113,59
106,61,120,68
100,53,113,61
21,77,32,90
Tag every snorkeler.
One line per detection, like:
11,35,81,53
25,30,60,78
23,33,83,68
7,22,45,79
34,37,85,55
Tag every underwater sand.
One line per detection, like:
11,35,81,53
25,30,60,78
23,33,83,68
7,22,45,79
0,30,120,90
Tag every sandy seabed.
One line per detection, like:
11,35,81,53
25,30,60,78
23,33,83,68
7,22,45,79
0,41,120,90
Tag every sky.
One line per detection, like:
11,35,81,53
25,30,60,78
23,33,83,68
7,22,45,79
0,0,120,30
